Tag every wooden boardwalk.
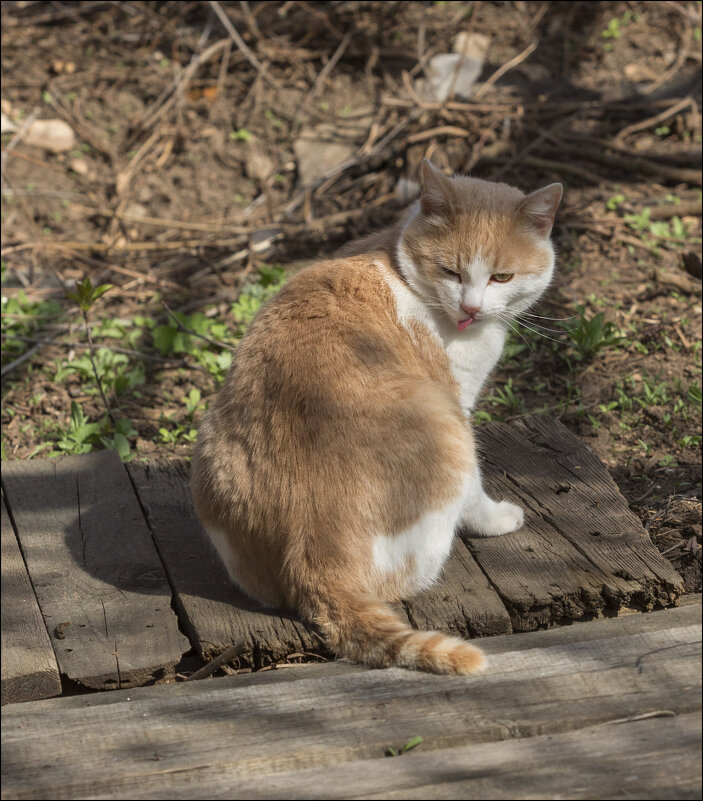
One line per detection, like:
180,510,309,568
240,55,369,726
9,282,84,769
1,414,700,798
1,416,686,700
2,601,701,799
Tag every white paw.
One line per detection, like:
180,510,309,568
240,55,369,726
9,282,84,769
465,500,524,538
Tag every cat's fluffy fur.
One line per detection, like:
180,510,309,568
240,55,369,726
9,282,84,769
191,161,562,675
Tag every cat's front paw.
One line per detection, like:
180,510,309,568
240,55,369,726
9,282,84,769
464,499,524,538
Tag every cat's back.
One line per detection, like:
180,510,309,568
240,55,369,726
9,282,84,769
224,252,451,401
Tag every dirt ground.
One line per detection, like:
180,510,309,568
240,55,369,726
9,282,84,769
1,1,701,591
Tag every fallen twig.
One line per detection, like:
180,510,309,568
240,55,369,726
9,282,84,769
645,200,702,220
474,40,538,99
17,237,252,254
1,342,44,379
481,146,606,185
137,39,231,134
615,97,696,143
307,30,353,101
407,126,471,144
542,138,701,184
209,0,281,90
184,642,248,681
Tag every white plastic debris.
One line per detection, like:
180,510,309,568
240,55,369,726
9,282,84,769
416,32,490,102
24,119,76,153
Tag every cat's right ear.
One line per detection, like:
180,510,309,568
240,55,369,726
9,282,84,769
420,160,455,218
518,183,563,237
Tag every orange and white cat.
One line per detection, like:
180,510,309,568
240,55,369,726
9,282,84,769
191,161,562,674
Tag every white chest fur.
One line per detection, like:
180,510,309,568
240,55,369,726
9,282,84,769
443,321,506,412
382,266,506,414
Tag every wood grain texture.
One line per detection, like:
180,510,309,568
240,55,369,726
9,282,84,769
323,715,703,801
404,538,512,637
1,496,61,705
2,453,189,690
128,460,511,665
2,605,700,800
466,416,684,630
126,460,322,665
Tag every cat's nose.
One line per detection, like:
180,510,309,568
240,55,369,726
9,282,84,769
460,303,481,316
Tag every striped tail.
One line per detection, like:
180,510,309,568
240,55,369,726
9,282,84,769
310,589,485,675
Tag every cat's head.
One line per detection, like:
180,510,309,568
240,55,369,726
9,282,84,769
398,161,562,332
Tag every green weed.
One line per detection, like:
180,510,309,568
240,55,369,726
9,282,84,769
51,401,135,460
606,193,625,211
386,736,423,758
565,307,624,360
231,265,287,329
601,10,638,43
55,348,146,397
486,378,526,416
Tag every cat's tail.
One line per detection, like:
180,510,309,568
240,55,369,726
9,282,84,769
310,589,485,675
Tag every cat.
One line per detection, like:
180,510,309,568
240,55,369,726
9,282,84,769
191,160,562,675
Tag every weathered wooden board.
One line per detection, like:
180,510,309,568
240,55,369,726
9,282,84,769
126,460,322,664
2,453,189,690
466,416,684,630
128,460,512,664
404,537,512,637
2,604,700,800
260,715,702,801
1,496,61,705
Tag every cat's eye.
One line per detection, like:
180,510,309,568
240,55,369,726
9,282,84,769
441,266,460,279
491,273,514,283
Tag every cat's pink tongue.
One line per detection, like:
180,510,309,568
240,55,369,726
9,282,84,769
457,316,475,331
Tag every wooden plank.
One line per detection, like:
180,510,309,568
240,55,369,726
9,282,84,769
298,715,703,801
2,606,700,800
465,416,684,631
2,452,189,690
128,460,510,663
404,537,512,637
126,460,322,665
1,496,61,705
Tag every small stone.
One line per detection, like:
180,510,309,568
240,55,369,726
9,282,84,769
244,139,274,183
1,111,16,134
294,130,354,187
24,118,76,153
70,157,88,176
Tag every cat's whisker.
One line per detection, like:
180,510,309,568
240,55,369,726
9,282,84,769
516,316,574,334
514,319,566,345
495,312,534,351
521,312,578,322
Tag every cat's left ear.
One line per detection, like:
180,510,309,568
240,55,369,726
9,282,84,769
518,183,563,237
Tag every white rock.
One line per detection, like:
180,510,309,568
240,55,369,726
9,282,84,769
24,118,76,153
1,112,16,134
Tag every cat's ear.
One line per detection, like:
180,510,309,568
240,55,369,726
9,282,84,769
420,160,455,218
518,183,563,237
